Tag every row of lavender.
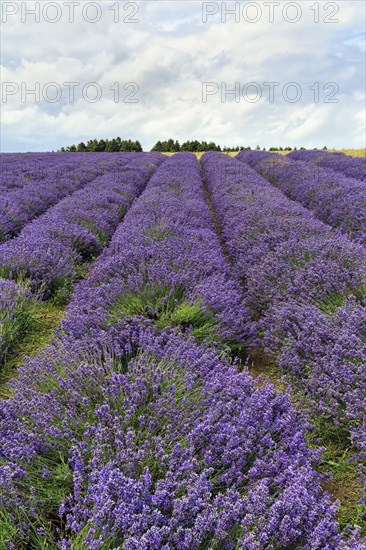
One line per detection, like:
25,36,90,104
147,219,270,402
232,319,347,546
0,152,136,193
237,150,366,246
0,153,165,363
1,153,358,548
0,153,78,193
202,152,366,460
288,149,366,182
0,153,138,242
61,152,247,347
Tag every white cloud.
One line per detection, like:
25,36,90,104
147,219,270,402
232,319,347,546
0,0,365,151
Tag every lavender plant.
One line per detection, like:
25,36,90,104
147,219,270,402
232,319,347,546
0,154,164,298
237,151,366,245
0,279,37,363
0,327,352,549
0,154,131,242
202,152,366,460
288,150,366,182
61,153,249,348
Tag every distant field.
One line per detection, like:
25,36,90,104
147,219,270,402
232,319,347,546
164,151,238,159
282,149,366,158
337,148,366,158
260,149,366,158
164,149,366,158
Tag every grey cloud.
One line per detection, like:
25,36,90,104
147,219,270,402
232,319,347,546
1,0,365,151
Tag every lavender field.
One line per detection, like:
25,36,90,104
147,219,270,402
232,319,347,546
0,150,365,549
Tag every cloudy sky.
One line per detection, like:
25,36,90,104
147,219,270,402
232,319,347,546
1,0,365,151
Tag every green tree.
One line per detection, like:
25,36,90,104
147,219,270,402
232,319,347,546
76,142,86,152
152,140,163,152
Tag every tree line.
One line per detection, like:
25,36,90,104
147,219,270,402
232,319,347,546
59,137,329,153
59,138,142,152
151,139,223,152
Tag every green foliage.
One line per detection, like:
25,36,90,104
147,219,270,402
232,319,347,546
269,146,293,151
80,219,109,246
152,139,222,152
0,452,73,548
0,264,72,300
0,286,38,367
0,508,18,548
307,418,366,536
0,300,65,398
313,293,346,316
152,138,180,152
60,137,143,153
108,284,219,343
152,139,253,152
161,298,217,339
144,225,173,241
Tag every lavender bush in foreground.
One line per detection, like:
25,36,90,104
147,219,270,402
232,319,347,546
237,150,366,245
288,149,366,182
0,326,355,549
202,152,366,459
260,298,366,444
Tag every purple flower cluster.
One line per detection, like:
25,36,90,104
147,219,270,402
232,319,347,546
201,152,366,456
288,149,366,182
0,153,68,193
1,328,352,549
0,153,132,242
0,154,164,297
260,298,366,442
0,154,356,548
237,150,366,245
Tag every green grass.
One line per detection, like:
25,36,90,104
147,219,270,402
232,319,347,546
80,218,109,246
0,287,38,366
308,419,366,536
0,301,65,398
108,284,220,344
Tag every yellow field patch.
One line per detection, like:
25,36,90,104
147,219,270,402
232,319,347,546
163,150,365,158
